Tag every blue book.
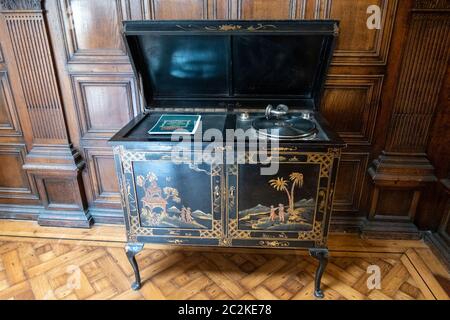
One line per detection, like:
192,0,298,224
147,114,201,135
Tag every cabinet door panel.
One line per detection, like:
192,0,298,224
227,152,338,248
116,149,224,246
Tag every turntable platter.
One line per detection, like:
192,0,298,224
252,115,317,140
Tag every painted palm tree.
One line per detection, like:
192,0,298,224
269,177,292,209
269,172,304,213
289,172,304,210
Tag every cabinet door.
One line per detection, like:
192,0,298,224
114,147,225,246
226,150,339,248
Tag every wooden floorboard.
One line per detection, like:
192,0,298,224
0,220,448,300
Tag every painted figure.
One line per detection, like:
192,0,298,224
269,205,277,222
185,207,193,224
278,203,285,223
181,206,187,222
269,172,304,214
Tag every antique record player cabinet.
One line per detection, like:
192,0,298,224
110,20,345,298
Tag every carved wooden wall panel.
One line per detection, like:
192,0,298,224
71,75,139,140
329,0,397,65
0,145,37,201
426,180,450,266
58,0,128,63
0,9,39,210
239,0,296,19
0,1,93,227
83,147,121,211
121,0,146,20
3,11,68,143
0,71,21,136
43,179,77,205
322,75,383,146
385,12,450,153
365,1,450,239
152,0,207,19
334,153,369,214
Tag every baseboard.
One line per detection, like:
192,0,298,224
330,215,364,233
361,220,422,240
425,231,450,270
0,204,41,221
89,208,125,225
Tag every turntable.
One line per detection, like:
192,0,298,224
252,104,317,140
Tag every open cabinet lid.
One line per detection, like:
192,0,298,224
123,20,339,110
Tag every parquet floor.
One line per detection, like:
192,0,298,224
0,221,448,300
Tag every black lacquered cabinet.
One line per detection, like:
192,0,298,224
112,143,340,249
110,20,345,298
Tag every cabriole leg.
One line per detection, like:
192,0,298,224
125,243,144,290
309,248,329,299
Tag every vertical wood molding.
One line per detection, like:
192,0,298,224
385,12,450,152
365,1,450,239
0,0,92,227
3,11,68,143
425,179,450,268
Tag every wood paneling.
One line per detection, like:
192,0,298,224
236,0,397,65
72,75,139,139
239,0,296,19
0,1,92,227
43,179,77,206
0,71,21,136
3,11,68,143
212,0,233,19
365,1,450,239
375,190,417,218
58,0,128,63
322,75,383,146
426,180,450,268
329,0,397,65
121,0,146,20
385,12,450,153
0,145,36,200
152,0,207,19
334,153,369,214
84,148,121,208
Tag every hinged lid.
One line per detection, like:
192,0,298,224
123,20,339,110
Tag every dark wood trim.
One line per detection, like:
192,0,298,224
0,2,92,227
363,1,450,239
425,232,450,270
0,204,41,220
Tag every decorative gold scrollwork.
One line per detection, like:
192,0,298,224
259,240,290,247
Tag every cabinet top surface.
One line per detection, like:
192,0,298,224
109,112,345,147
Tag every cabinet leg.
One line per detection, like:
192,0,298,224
125,243,144,290
309,248,329,299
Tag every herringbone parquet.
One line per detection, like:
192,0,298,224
0,235,448,300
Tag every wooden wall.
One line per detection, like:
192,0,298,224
0,0,449,244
